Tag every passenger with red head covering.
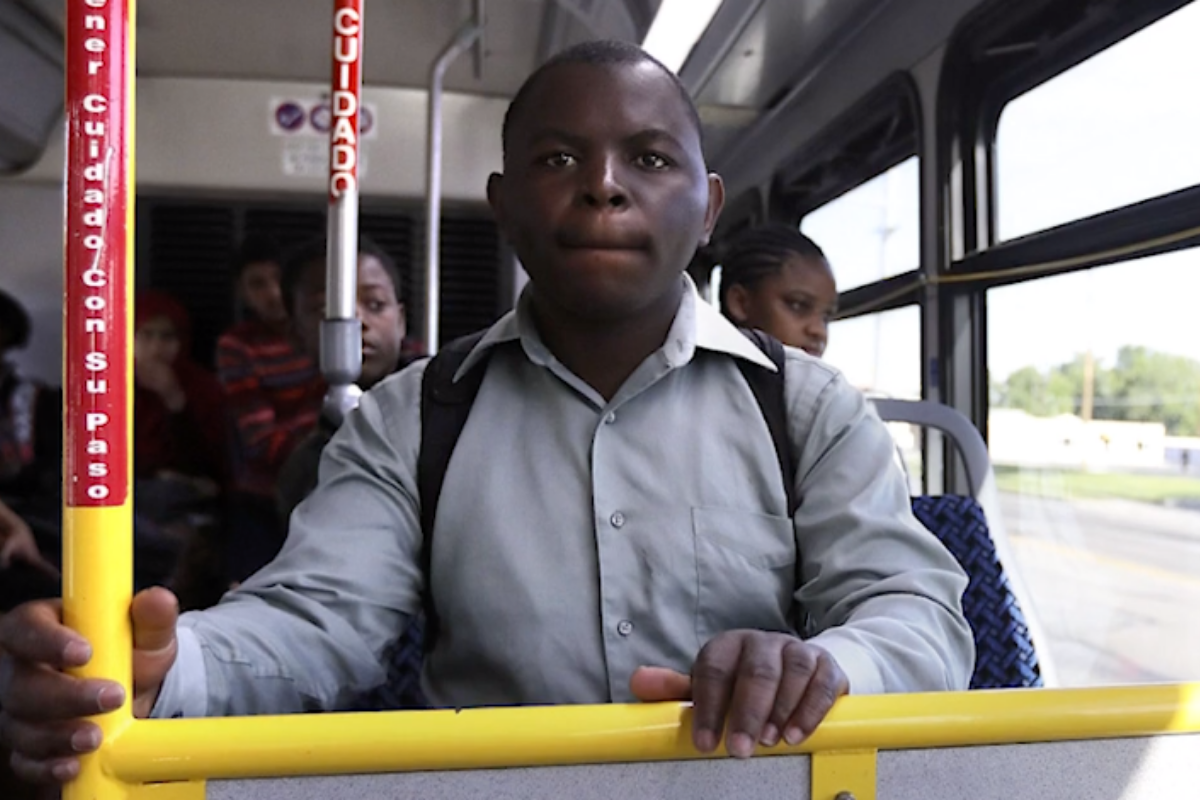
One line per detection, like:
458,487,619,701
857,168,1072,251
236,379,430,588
134,291,229,491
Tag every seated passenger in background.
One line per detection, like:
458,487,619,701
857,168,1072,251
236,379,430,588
273,235,425,710
133,291,230,594
717,223,837,358
275,236,413,519
0,498,58,611
0,41,971,786
135,291,229,503
0,290,61,611
0,290,60,525
216,235,326,581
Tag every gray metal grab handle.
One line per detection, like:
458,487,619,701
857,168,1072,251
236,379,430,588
871,398,990,498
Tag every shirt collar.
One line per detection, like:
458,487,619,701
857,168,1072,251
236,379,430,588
452,273,777,382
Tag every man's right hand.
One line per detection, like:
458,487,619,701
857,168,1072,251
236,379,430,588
0,587,180,784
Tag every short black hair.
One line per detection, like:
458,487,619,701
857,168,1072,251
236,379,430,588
501,39,704,160
717,223,829,312
234,233,283,278
280,235,404,315
0,289,31,350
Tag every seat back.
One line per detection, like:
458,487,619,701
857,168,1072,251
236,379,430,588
911,494,1042,688
872,398,1051,688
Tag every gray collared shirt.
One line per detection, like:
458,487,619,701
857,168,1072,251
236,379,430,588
155,279,972,717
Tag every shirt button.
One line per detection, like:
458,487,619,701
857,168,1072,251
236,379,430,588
604,412,617,425
610,511,625,529
617,620,634,636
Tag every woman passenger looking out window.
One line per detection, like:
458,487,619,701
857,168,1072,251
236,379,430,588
718,223,838,357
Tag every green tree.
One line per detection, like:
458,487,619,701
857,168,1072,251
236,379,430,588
996,347,1200,435
1096,346,1200,436
998,364,1077,417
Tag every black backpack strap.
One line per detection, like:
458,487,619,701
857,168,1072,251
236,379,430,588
417,329,490,651
735,328,797,516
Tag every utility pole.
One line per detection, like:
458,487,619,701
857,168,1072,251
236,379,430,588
1081,349,1095,421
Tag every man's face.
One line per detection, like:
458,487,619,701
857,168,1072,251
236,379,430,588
294,255,405,389
239,260,287,324
489,61,724,322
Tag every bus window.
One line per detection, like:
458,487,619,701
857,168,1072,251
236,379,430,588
987,247,1200,687
996,1,1200,241
801,156,919,292
824,305,923,493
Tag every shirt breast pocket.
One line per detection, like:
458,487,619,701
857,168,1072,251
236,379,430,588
692,507,796,645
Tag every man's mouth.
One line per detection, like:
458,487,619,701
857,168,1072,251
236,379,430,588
556,230,649,251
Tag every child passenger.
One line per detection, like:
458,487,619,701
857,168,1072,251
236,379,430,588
216,236,326,580
133,291,228,493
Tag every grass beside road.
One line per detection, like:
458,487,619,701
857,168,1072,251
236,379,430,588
995,465,1200,503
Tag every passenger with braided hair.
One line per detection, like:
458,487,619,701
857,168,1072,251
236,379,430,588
717,223,837,358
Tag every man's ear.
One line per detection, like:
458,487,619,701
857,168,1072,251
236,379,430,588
699,172,726,247
486,172,508,239
723,282,751,325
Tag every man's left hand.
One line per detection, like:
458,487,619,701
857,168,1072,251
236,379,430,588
631,630,848,758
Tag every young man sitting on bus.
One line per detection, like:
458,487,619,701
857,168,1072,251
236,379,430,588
0,41,973,786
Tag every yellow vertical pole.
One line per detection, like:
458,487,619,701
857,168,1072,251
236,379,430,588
62,0,137,798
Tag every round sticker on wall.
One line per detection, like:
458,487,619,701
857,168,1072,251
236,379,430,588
310,103,332,133
274,102,306,133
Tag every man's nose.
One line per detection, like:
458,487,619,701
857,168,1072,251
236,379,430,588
581,155,628,209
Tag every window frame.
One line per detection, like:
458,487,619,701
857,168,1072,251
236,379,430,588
942,0,1199,278
771,73,924,322
936,0,1200,462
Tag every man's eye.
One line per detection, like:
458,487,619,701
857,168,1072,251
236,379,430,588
788,301,813,315
365,301,386,313
637,153,670,170
544,153,577,167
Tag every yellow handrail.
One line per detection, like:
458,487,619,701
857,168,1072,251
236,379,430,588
103,684,1200,783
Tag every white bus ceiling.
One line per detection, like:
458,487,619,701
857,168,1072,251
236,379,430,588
6,0,993,185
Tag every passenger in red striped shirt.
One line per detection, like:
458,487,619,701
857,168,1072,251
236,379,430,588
216,235,325,579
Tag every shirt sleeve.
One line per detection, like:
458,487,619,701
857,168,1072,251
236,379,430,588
153,364,427,717
784,357,975,694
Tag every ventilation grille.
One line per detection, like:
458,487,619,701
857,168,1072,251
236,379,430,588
144,203,237,367
438,216,501,344
243,208,325,254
